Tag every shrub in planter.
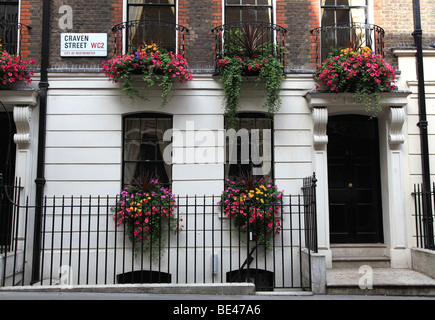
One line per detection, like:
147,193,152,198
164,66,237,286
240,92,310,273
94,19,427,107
114,176,180,254
217,25,285,128
314,46,396,116
218,174,283,249
102,44,193,106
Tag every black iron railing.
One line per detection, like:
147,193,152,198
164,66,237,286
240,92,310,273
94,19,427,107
0,20,31,55
310,22,385,65
111,20,189,57
412,184,435,250
0,175,317,290
211,22,287,73
302,174,318,253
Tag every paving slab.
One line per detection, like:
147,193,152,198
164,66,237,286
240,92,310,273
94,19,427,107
326,268,435,296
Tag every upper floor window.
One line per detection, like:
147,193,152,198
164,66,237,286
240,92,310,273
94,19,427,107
225,0,273,24
321,0,368,26
0,0,19,54
127,0,176,24
318,1,382,62
114,0,188,56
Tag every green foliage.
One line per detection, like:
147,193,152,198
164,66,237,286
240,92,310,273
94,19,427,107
217,51,285,128
216,25,285,128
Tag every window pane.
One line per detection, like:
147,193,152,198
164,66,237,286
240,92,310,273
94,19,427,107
129,0,174,5
335,9,350,24
225,0,272,24
241,7,257,22
125,119,141,140
257,7,271,24
350,0,366,6
226,9,240,24
350,8,366,23
321,9,335,26
322,0,336,6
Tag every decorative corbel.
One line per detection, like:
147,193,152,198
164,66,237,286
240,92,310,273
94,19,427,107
13,105,33,146
389,107,406,145
312,107,328,148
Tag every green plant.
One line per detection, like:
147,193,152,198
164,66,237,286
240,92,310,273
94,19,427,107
217,25,285,128
102,44,193,106
114,175,180,255
218,173,283,249
314,46,396,117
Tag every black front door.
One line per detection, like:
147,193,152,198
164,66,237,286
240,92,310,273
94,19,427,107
0,112,16,249
328,115,383,244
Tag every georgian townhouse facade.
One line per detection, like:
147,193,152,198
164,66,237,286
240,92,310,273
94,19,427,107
0,0,434,292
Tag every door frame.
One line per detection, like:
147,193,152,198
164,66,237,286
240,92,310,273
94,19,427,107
306,91,411,268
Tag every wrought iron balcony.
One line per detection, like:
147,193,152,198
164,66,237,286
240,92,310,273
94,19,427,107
310,22,385,65
0,20,31,55
212,22,287,74
111,20,189,57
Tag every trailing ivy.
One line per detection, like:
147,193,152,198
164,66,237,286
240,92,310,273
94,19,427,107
216,24,285,128
217,53,285,128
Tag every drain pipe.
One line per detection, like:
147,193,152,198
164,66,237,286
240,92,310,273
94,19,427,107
413,0,435,250
31,0,50,283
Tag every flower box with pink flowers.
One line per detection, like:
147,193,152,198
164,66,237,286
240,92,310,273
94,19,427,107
0,51,35,89
102,44,193,106
314,46,396,116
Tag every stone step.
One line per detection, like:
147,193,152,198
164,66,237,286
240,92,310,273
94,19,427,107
326,268,435,297
332,256,391,268
330,244,387,258
331,244,390,268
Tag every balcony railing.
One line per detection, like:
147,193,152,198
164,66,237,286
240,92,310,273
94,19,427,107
310,22,385,65
112,20,189,57
0,20,31,55
212,22,287,73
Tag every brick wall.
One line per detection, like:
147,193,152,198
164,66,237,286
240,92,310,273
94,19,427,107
17,0,435,72
374,0,435,66
19,0,42,65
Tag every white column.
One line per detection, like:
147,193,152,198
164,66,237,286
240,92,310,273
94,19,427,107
386,106,411,268
312,107,332,267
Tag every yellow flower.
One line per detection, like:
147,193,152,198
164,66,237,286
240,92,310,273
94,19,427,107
362,46,372,55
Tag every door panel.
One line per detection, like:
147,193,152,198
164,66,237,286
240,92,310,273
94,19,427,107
328,115,383,244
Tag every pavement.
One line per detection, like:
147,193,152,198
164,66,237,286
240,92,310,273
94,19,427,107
0,268,434,305
327,267,435,287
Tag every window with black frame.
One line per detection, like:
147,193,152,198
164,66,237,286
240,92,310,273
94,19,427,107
126,0,177,52
320,0,369,60
225,0,273,24
0,0,19,54
225,113,273,181
123,114,172,188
